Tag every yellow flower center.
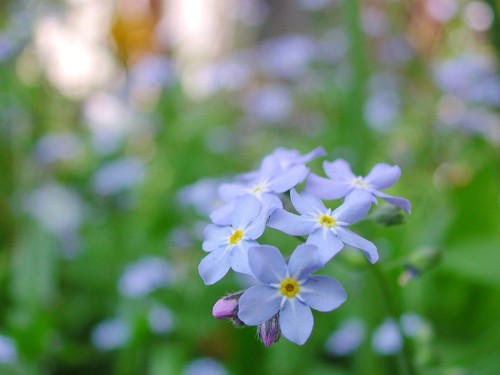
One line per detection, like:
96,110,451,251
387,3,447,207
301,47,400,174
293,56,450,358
280,278,300,298
251,185,263,195
318,214,336,228
229,229,244,245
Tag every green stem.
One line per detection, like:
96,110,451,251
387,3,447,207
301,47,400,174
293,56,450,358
370,264,418,375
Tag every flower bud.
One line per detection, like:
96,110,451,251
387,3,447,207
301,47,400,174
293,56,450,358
212,292,245,327
399,247,443,285
257,314,281,347
370,205,407,226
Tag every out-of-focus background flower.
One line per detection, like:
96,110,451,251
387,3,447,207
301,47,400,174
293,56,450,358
0,0,499,374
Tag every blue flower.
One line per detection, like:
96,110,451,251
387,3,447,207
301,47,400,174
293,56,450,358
268,189,378,264
237,244,346,345
209,147,323,225
306,159,411,213
199,195,268,285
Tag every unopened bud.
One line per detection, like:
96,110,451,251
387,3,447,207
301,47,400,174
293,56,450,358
258,314,281,347
371,205,407,226
212,292,245,327
399,247,443,285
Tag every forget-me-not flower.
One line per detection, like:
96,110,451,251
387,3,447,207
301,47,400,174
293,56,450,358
199,195,268,285
238,244,346,345
268,189,378,264
210,148,320,225
306,159,411,213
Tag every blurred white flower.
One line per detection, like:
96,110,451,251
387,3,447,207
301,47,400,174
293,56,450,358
0,335,17,364
148,304,175,334
463,1,494,32
371,318,403,355
33,1,117,98
83,92,135,154
325,318,366,356
243,84,293,123
24,184,83,235
118,257,174,298
425,0,458,23
183,358,229,375
91,318,131,351
93,158,144,196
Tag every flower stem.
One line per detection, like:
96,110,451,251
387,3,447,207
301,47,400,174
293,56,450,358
370,264,419,375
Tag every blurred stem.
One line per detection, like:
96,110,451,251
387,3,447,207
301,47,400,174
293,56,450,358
371,264,418,375
483,0,500,63
341,0,372,169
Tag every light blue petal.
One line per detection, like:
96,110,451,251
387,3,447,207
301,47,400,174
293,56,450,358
297,146,327,164
245,209,269,239
323,159,355,180
229,242,253,275
209,200,235,225
336,227,379,263
333,190,373,224
374,191,411,214
202,224,232,252
300,276,347,312
258,156,282,181
306,230,344,264
267,209,313,236
232,195,261,228
268,164,309,193
288,244,323,280
219,182,246,201
290,189,326,215
260,193,283,214
365,163,401,190
248,245,287,284
198,248,230,285
280,299,313,345
238,285,281,325
305,173,351,200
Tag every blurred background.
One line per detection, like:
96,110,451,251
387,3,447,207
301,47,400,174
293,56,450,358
0,0,499,374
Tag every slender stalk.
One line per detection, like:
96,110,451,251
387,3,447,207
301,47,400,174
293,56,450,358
370,264,419,375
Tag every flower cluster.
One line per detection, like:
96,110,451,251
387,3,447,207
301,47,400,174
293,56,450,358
198,147,410,346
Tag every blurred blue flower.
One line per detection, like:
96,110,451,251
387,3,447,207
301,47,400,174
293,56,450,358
0,335,17,364
148,304,175,335
178,178,222,216
324,318,366,356
258,35,317,80
83,93,136,154
371,318,403,356
183,358,229,375
307,159,411,213
268,189,378,264
199,195,267,285
118,257,174,298
93,158,144,196
24,184,83,235
91,318,131,351
296,0,337,11
34,133,83,166
243,84,293,123
238,244,346,345
434,56,500,107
